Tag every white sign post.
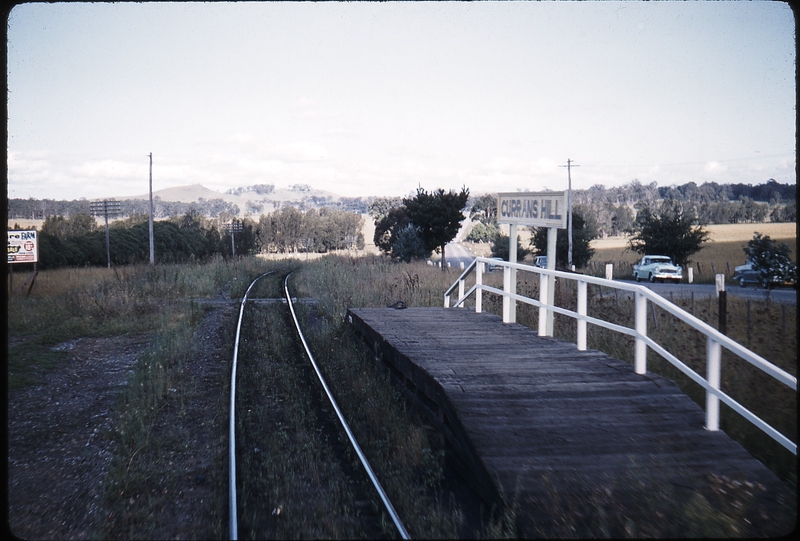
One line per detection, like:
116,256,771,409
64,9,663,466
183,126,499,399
497,192,567,332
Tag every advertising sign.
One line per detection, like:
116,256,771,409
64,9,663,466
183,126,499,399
8,230,38,263
497,191,568,228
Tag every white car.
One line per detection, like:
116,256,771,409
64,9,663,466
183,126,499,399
632,255,682,284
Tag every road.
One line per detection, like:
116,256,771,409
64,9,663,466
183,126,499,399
443,242,475,270
443,242,797,305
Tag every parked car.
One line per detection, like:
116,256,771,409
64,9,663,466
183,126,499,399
486,257,505,272
632,255,682,283
732,261,796,288
533,256,548,268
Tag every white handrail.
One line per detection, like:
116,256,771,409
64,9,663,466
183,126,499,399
444,256,797,455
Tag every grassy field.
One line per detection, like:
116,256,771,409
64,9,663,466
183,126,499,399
589,222,796,281
8,250,796,537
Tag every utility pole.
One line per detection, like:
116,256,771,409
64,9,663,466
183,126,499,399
148,153,155,265
223,220,243,258
90,199,121,268
559,159,579,269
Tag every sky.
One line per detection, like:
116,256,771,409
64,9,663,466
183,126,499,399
6,1,797,202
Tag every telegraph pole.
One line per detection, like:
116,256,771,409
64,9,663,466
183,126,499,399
148,153,155,265
559,159,579,269
90,199,121,268
223,220,243,258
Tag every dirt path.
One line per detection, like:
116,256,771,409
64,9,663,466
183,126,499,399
7,304,234,540
8,335,151,539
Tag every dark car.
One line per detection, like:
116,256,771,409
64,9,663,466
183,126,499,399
733,261,796,288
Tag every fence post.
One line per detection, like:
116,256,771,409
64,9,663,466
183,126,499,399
444,293,450,308
635,290,647,374
476,260,483,314
605,263,613,281
705,337,722,431
458,277,465,308
716,274,726,334
687,266,693,284
577,280,587,350
538,271,548,336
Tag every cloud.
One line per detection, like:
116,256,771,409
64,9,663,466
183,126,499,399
703,161,727,173
270,142,329,162
72,159,146,179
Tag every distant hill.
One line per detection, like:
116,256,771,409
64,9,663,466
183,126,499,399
121,183,343,209
8,183,370,222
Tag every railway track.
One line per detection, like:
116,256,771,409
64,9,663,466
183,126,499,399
228,270,410,539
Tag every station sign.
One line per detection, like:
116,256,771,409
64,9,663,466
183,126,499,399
497,191,568,228
8,230,39,263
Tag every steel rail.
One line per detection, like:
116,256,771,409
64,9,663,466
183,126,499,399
283,273,411,540
229,270,275,541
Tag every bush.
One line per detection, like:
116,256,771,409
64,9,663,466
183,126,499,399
391,225,431,262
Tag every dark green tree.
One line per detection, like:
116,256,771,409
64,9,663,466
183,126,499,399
41,213,97,240
628,200,710,267
373,206,411,256
391,225,430,262
744,233,797,293
530,208,599,269
403,186,470,270
490,233,531,261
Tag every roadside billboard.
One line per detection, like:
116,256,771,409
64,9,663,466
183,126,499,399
8,230,38,264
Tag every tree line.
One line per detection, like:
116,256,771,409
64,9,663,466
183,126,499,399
7,192,370,222
13,207,364,270
572,179,795,237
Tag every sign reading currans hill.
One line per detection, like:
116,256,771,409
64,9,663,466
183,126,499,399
497,191,568,228
8,230,38,263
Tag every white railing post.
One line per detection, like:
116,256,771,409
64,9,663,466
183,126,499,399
444,293,450,308
503,264,512,323
635,290,647,374
538,271,548,336
688,266,693,284
706,337,722,431
475,260,484,313
605,263,613,281
545,228,557,335
508,224,518,324
577,279,587,350
458,277,465,308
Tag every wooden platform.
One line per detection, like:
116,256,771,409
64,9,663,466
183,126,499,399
347,307,796,536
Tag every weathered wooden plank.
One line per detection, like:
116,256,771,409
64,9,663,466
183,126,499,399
347,306,795,536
